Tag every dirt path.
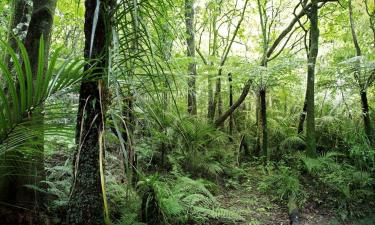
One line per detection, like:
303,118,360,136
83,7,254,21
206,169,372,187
216,168,340,225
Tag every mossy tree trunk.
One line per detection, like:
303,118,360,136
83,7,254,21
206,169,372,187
3,0,32,68
0,0,56,213
185,0,197,115
305,0,319,156
67,0,112,224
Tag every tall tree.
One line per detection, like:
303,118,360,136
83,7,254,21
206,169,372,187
256,0,269,159
67,0,112,224
214,0,337,127
3,0,32,68
0,0,56,211
305,0,319,155
185,0,197,115
349,0,373,145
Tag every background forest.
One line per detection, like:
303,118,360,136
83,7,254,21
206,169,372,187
0,0,374,224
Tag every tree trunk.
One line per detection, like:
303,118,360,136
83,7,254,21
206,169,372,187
207,75,215,121
3,0,32,68
214,1,331,127
0,0,56,223
259,89,268,159
297,95,307,134
213,70,222,122
228,73,234,141
360,91,373,144
349,0,373,145
67,0,111,224
207,6,219,121
214,69,223,120
0,0,32,205
185,0,197,115
305,0,319,156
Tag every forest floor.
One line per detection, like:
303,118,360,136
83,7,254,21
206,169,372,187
216,167,363,225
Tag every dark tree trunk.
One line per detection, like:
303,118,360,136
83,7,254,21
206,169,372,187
349,0,373,145
297,95,307,134
185,0,197,115
0,0,32,205
228,73,234,141
360,91,373,144
3,0,32,68
125,95,138,185
214,1,329,127
214,79,252,127
258,89,268,159
67,0,111,224
305,0,319,156
1,0,56,206
0,1,56,224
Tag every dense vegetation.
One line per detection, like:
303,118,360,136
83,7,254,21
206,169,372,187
0,0,374,224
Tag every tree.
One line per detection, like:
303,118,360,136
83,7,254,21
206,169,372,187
186,0,197,115
214,0,338,127
3,0,32,68
305,0,319,155
348,0,373,145
0,0,57,216
67,0,112,224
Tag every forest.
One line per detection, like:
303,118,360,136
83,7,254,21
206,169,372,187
0,0,374,224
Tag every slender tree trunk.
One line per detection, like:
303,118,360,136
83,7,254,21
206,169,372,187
349,0,373,145
0,0,32,205
3,0,32,68
305,0,319,156
185,0,197,115
215,1,332,127
207,75,215,120
259,89,268,159
0,1,56,224
4,0,56,206
297,95,307,134
228,73,234,141
67,0,111,224
213,69,223,121
207,14,219,121
360,91,373,144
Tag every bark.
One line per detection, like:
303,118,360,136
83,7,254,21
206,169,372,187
207,75,215,120
124,94,137,185
297,95,307,134
360,91,373,144
214,79,252,127
228,73,234,140
0,0,32,205
0,0,56,209
259,89,268,159
306,0,319,156
3,0,32,68
67,0,112,224
207,8,219,121
213,70,222,120
185,0,197,115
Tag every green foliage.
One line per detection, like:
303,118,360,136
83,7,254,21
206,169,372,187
259,165,306,205
0,39,86,153
299,153,375,215
137,175,244,225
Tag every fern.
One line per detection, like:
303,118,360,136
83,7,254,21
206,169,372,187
137,175,244,224
280,135,305,151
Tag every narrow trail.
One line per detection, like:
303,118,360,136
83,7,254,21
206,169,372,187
216,168,338,225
